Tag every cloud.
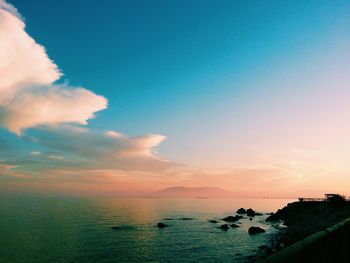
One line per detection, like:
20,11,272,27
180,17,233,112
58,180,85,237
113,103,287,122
1,85,107,134
48,155,64,160
0,1,107,134
0,162,29,178
0,0,172,193
0,0,172,188
105,130,123,138
29,126,170,171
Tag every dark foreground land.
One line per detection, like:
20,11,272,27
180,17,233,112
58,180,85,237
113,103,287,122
267,198,350,245
258,196,350,262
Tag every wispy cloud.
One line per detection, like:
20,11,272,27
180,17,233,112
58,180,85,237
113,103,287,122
0,162,29,178
28,125,170,171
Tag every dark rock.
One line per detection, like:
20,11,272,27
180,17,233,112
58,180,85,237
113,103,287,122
246,208,256,217
111,225,134,230
328,194,347,208
222,215,243,222
157,222,167,228
266,213,280,222
255,212,263,216
276,243,284,250
265,200,350,247
231,224,240,228
219,224,230,230
209,220,218,223
249,217,253,221
236,208,246,214
180,217,194,220
247,255,255,261
248,226,265,234
266,247,273,254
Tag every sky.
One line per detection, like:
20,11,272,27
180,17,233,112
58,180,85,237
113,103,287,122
1,0,350,197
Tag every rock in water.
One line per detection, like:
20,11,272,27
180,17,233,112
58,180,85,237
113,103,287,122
222,215,243,222
111,225,134,230
231,224,240,228
248,226,265,234
246,208,256,217
209,220,218,223
236,208,246,214
219,224,230,230
157,222,167,228
265,213,280,222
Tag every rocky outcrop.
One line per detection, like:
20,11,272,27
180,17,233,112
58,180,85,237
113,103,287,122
266,213,280,222
248,226,266,234
236,208,246,214
247,208,256,217
111,225,134,230
222,215,243,222
219,224,230,230
157,222,167,228
265,201,350,245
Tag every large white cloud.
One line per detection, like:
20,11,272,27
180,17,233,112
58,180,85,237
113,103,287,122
0,1,107,134
1,85,107,134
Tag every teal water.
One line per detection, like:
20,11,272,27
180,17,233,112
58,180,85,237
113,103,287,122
0,196,293,262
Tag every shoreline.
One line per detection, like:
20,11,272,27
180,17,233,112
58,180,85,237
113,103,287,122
252,197,350,262
257,217,350,263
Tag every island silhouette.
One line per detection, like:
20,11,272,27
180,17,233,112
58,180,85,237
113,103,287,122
149,186,237,198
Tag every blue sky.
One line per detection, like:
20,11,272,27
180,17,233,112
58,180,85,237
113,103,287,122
11,0,349,165
1,0,350,195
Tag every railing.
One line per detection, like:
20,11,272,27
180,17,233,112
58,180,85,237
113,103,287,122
298,198,350,202
298,198,325,202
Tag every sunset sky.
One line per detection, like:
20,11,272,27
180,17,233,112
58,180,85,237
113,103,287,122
1,0,350,197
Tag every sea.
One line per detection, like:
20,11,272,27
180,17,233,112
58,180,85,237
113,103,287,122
0,196,294,263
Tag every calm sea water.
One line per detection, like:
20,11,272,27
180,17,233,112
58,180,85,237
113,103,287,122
0,196,293,263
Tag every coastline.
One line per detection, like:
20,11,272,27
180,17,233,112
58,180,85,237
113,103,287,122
258,218,350,263
252,197,350,262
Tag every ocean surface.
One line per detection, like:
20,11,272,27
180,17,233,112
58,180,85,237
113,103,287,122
0,196,293,262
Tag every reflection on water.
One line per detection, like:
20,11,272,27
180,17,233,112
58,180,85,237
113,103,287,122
0,196,294,262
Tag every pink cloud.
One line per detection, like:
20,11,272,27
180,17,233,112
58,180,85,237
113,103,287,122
2,86,107,134
32,126,170,171
0,163,30,178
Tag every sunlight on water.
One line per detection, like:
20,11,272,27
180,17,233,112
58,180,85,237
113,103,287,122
0,197,294,262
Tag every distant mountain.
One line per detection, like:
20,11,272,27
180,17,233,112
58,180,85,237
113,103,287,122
150,186,237,198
